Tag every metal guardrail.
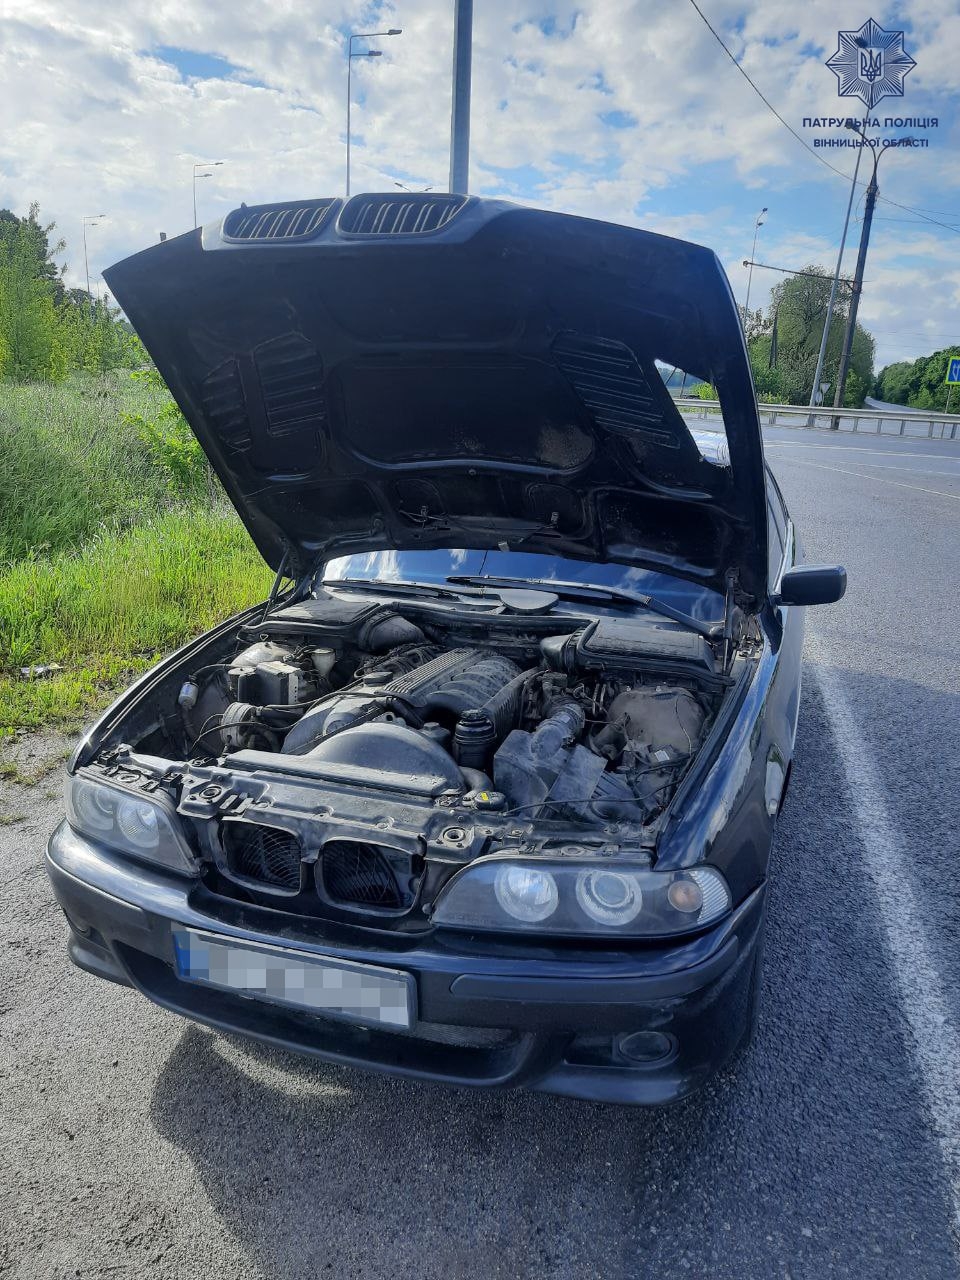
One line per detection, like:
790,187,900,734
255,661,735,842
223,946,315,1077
675,397,960,441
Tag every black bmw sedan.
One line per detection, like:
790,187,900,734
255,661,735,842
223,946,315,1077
45,194,845,1104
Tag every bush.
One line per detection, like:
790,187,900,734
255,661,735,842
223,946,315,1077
122,367,212,498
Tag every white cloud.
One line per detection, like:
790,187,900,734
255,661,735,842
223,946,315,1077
1,0,958,370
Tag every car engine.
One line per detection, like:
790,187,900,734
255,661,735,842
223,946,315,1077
175,611,717,828
90,597,728,925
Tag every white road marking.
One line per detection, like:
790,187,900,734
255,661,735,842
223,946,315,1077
799,463,960,480
765,442,960,463
771,456,960,501
811,649,960,1248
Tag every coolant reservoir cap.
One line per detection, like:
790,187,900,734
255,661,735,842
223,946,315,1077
470,789,507,811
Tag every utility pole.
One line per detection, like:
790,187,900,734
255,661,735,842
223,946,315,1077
833,126,916,418
809,116,867,412
449,0,473,194
832,161,876,416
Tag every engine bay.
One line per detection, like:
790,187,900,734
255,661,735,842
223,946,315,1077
85,591,738,928
178,607,721,826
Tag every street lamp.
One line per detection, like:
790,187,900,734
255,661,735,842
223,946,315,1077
744,207,768,315
832,122,916,412
82,215,106,315
192,160,224,229
346,28,402,198
394,181,434,193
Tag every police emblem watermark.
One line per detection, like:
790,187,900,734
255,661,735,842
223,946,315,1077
826,18,916,111
804,19,933,150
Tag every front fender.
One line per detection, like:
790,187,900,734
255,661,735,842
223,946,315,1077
655,604,804,903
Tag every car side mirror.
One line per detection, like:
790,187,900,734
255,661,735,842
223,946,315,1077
774,565,847,607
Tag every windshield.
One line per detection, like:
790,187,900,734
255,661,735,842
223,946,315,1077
322,549,725,623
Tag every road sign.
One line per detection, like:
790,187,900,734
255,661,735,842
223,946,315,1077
946,357,960,384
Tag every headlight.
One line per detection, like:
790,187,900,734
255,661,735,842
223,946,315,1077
66,773,197,876
432,857,731,937
576,869,643,925
494,865,559,922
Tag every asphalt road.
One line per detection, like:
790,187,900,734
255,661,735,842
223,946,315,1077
2,425,959,1279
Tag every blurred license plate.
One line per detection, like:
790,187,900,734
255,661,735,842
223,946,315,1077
172,929,414,1030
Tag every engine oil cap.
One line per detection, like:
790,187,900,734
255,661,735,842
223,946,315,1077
471,790,507,811
363,669,393,687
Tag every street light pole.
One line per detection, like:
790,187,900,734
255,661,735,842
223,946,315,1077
192,161,223,229
743,208,767,316
449,0,474,194
809,117,868,411
82,215,106,316
346,29,402,199
832,126,916,414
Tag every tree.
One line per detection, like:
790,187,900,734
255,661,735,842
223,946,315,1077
0,205,64,297
746,266,875,406
0,205,141,381
0,207,65,380
737,304,770,345
873,361,913,404
873,349,958,410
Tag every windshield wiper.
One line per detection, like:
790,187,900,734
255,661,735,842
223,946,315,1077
445,575,719,638
318,577,471,602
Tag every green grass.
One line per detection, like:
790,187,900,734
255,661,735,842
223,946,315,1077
0,373,275,735
0,371,176,560
0,507,273,733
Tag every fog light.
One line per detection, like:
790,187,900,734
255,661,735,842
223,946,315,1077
494,865,558,922
617,1030,676,1065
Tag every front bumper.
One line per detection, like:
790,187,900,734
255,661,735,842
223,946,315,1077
46,821,765,1105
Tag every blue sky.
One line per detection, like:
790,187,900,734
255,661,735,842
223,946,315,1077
2,1,959,368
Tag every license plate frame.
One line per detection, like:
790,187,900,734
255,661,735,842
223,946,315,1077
172,928,416,1031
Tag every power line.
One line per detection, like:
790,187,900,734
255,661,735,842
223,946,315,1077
685,0,960,236
875,191,960,234
686,0,844,175
901,202,960,217
871,215,960,226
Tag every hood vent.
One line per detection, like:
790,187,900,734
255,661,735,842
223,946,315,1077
255,334,327,436
222,199,336,243
338,194,467,236
552,333,682,449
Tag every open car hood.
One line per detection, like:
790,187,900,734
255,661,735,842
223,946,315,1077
105,194,767,605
